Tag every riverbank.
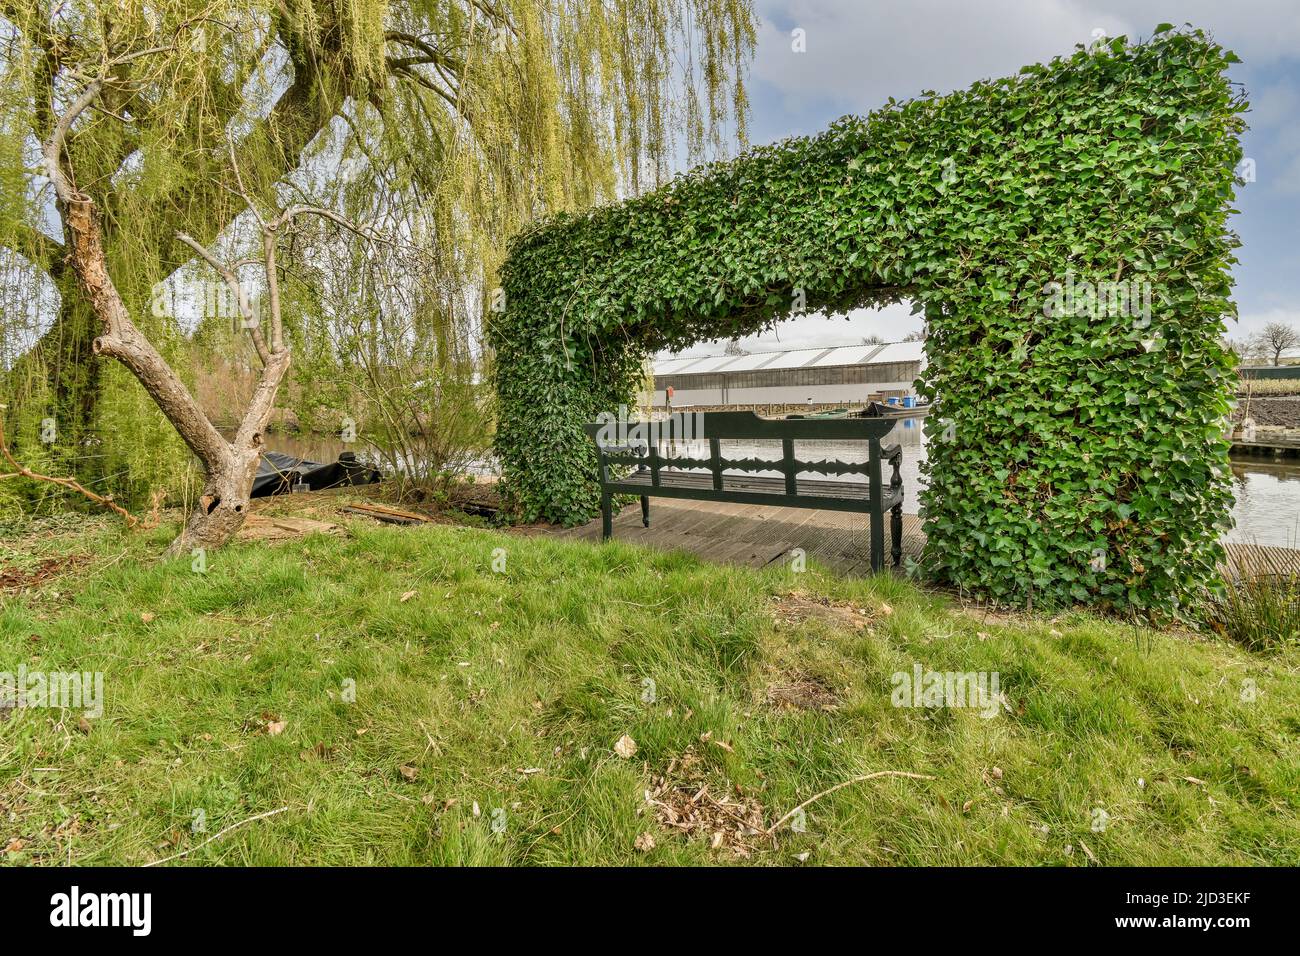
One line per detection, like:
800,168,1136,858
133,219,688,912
1,506,1296,865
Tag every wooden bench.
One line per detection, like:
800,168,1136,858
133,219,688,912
583,411,905,570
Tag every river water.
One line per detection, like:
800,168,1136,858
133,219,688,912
260,418,1300,548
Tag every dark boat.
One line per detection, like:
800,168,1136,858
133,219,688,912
784,407,851,420
251,451,382,498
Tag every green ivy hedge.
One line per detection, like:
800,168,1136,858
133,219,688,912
491,26,1246,613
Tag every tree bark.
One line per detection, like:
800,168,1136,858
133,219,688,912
44,81,293,556
165,348,292,557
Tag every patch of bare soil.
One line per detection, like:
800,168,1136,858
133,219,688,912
955,604,1025,628
770,590,873,631
644,746,769,858
764,670,840,712
237,513,341,542
1235,397,1300,429
0,554,93,593
245,480,504,533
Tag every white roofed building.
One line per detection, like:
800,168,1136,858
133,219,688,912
650,341,926,408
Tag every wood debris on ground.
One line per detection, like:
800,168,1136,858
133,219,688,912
0,554,93,593
769,590,874,631
643,746,767,858
764,668,840,711
237,513,341,541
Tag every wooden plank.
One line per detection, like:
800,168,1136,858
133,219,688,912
342,503,431,525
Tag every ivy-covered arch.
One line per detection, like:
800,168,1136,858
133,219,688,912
491,27,1246,613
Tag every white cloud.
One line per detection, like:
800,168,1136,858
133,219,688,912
1235,307,1300,340
753,0,1129,117
752,1,1299,122
666,302,923,358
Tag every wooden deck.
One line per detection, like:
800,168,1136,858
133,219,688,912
1221,541,1300,579
539,498,923,575
533,498,1300,580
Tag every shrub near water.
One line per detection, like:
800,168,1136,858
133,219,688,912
1208,573,1300,652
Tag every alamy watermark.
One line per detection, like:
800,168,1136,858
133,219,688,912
0,666,104,718
1043,272,1153,323
594,406,706,447
891,664,1005,719
150,277,262,331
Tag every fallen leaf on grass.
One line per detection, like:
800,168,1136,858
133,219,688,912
399,764,419,781
400,590,417,603
77,716,92,735
4,838,24,853
266,720,286,736
140,612,155,623
634,832,656,852
614,734,637,759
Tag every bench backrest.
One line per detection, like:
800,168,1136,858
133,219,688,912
583,411,899,492
583,410,894,444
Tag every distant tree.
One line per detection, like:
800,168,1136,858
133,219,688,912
902,330,926,342
723,339,749,356
1225,337,1255,365
861,334,886,345
1252,322,1300,366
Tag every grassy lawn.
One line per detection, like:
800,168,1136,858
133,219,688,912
1,509,1297,866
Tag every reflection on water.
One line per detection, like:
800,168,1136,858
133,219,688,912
254,419,1299,546
1227,462,1300,548
248,431,359,465
244,431,496,477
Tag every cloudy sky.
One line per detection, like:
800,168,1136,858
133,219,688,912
680,0,1300,355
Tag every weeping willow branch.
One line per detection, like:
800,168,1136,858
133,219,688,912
0,405,139,527
5,0,756,521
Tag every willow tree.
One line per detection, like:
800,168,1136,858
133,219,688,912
0,0,754,548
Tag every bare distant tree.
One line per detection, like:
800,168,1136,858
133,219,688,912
1225,337,1255,365
861,334,886,345
723,339,750,356
1251,322,1300,366
902,330,926,342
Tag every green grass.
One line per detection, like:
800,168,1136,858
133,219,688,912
1,515,1297,866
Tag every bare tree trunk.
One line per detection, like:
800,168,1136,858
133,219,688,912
57,179,258,556
45,81,280,556
43,65,382,557
165,349,292,557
